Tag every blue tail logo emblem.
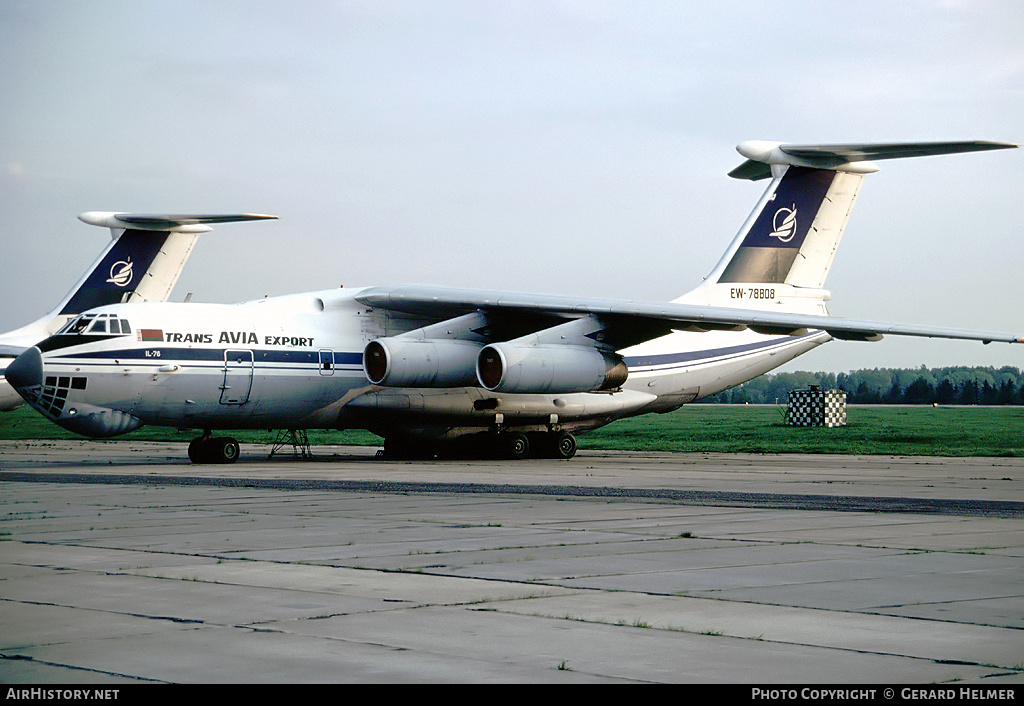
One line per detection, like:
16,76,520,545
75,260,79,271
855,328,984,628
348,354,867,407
769,205,797,242
106,258,134,287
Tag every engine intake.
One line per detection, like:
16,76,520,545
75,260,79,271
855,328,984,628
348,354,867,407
363,338,481,387
476,342,628,394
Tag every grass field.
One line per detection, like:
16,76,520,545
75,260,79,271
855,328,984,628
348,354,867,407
2,404,1023,457
581,405,1024,457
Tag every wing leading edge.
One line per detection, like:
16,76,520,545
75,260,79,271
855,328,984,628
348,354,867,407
355,284,1024,347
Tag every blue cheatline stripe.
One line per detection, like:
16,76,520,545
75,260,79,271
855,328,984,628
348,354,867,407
39,336,821,382
54,348,364,366
47,339,816,374
624,333,817,370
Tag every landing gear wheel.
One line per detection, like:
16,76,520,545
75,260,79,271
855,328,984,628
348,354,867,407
188,436,240,464
549,431,577,459
504,432,530,460
212,437,240,463
187,438,206,464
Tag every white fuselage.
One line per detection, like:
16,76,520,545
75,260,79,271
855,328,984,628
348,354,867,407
14,287,829,441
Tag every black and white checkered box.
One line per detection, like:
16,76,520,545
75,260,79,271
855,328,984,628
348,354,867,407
787,388,847,427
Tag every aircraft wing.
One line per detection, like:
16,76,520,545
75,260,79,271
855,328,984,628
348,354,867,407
355,284,1024,346
0,345,28,357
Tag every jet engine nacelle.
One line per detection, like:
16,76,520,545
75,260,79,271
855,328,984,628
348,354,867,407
476,342,628,394
363,337,481,387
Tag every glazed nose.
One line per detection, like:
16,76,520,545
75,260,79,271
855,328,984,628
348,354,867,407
5,346,43,392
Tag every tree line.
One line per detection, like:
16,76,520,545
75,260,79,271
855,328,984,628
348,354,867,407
706,366,1024,405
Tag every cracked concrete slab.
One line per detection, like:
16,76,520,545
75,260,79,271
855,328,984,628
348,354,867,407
0,442,1021,684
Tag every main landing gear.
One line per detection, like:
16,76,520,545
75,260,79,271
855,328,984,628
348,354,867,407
497,430,577,460
380,430,578,461
188,432,241,464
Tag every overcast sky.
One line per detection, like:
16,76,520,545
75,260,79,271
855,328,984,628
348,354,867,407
1,0,1021,373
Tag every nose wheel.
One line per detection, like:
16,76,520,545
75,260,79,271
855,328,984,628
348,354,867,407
188,434,241,464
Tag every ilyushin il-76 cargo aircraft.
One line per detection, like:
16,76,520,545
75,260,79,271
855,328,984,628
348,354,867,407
5,140,1020,463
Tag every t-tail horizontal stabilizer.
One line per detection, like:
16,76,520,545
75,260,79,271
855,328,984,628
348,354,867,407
728,140,1018,181
78,212,277,233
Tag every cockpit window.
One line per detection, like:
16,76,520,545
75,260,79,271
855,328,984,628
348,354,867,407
61,315,94,334
57,313,132,336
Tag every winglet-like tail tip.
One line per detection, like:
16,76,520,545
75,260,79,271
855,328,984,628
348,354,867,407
730,140,1018,181
78,212,278,233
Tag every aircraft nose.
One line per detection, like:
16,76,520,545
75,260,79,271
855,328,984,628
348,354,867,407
5,346,43,392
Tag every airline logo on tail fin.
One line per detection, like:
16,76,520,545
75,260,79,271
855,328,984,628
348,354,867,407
768,205,797,242
106,258,134,287
718,167,835,283
59,230,171,314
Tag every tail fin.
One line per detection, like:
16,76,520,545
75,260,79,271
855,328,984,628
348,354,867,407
678,140,1017,314
1,211,275,411
0,212,276,349
58,213,275,315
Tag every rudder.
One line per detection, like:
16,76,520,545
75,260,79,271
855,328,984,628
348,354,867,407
57,228,185,314
679,165,863,314
677,139,1016,313
716,166,857,288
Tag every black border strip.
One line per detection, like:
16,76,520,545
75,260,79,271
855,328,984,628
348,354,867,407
1,471,1020,518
